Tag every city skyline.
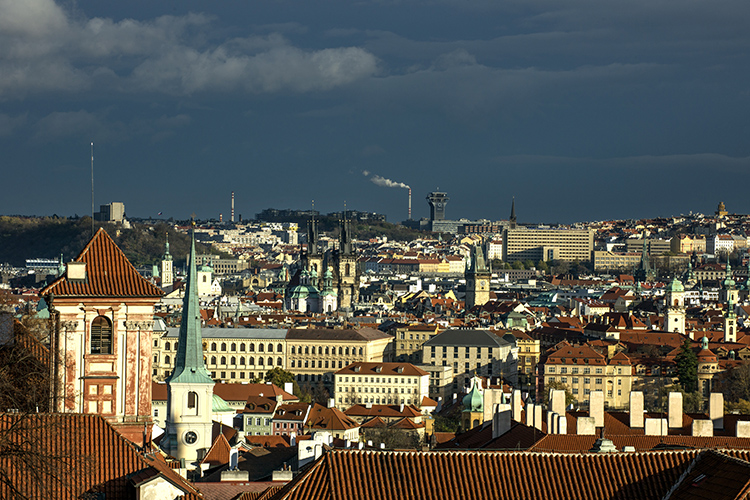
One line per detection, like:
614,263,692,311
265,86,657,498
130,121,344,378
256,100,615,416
2,0,750,223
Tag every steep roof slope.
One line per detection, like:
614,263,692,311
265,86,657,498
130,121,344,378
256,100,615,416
40,228,163,298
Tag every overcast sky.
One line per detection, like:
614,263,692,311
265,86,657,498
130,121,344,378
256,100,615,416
2,0,750,224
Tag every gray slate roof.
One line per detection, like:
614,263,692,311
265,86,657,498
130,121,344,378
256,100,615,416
423,329,513,348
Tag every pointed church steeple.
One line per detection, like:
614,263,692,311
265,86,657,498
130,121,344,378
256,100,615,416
509,198,517,229
168,230,212,384
164,226,215,463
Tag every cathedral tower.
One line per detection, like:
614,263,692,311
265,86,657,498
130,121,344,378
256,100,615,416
336,216,358,310
163,228,215,463
465,244,491,311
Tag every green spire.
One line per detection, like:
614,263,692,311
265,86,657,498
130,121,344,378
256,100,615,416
164,233,173,261
167,229,213,384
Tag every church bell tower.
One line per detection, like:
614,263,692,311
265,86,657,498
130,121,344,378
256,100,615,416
163,227,215,463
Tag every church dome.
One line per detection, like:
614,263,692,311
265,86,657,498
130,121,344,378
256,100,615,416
666,278,684,293
462,377,483,412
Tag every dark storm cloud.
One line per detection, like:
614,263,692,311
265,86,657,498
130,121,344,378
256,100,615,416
1,0,749,222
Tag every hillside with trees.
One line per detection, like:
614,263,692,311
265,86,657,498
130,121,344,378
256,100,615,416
0,216,219,268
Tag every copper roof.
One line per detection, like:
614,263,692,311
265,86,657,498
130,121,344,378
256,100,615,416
40,228,163,298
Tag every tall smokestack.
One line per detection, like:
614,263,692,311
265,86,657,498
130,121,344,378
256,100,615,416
408,188,412,220
231,191,235,223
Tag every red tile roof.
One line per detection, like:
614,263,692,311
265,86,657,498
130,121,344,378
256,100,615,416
40,228,163,298
267,449,727,500
335,362,428,377
0,413,200,500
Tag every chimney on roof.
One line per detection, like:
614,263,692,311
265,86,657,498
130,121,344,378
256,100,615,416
629,391,644,429
589,390,604,427
66,261,86,281
668,392,683,429
399,403,404,413
327,398,335,409
710,393,724,430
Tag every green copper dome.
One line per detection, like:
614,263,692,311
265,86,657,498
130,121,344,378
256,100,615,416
666,277,684,293
462,377,483,412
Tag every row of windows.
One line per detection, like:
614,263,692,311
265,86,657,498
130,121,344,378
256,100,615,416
339,376,418,384
156,355,283,367
340,397,414,405
291,359,348,369
290,346,364,356
341,387,417,394
429,346,495,357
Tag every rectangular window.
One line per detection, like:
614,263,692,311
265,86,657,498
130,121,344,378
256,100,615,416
595,368,603,374
548,366,556,373
572,367,579,374
560,367,567,374
595,378,602,385
584,377,590,384
584,368,591,374
572,377,578,384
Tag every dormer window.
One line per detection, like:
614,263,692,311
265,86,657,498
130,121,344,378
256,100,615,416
91,316,113,354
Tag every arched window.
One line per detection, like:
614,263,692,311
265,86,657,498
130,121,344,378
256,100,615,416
153,354,158,362
305,346,309,355
345,263,351,276
187,391,198,416
267,343,273,353
249,357,255,365
259,344,265,353
291,346,296,355
165,355,170,365
359,347,363,356
203,275,207,283
221,356,226,365
249,343,255,352
325,347,330,355
277,357,282,366
240,357,245,365
231,343,237,351
211,356,216,365
339,347,343,356
268,357,273,366
277,344,283,353
221,343,227,352
318,346,323,355
231,356,236,365
345,347,349,356
240,343,246,352
165,342,171,351
291,360,296,368
91,316,113,354
211,342,217,351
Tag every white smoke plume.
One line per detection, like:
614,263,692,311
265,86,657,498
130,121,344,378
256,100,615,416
362,170,409,189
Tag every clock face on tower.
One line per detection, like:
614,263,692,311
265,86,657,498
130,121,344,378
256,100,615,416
184,431,198,445
480,280,487,288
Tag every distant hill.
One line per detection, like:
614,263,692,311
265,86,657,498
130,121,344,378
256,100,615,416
0,216,218,268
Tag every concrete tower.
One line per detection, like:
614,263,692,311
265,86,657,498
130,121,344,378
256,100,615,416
426,191,449,221
163,228,215,463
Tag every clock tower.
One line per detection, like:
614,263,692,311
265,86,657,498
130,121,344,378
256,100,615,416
163,227,215,464
465,244,491,311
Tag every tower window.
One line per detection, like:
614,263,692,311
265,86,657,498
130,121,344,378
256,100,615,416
91,316,113,355
187,391,198,415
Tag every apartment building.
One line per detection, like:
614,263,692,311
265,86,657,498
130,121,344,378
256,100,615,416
393,323,441,363
333,362,429,410
153,326,393,385
422,329,518,390
543,343,633,409
503,227,594,263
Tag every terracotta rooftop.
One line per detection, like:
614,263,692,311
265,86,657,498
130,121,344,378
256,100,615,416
266,449,750,500
0,413,200,500
40,228,163,298
335,362,429,377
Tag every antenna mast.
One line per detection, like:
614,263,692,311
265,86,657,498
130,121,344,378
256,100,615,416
90,142,94,237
